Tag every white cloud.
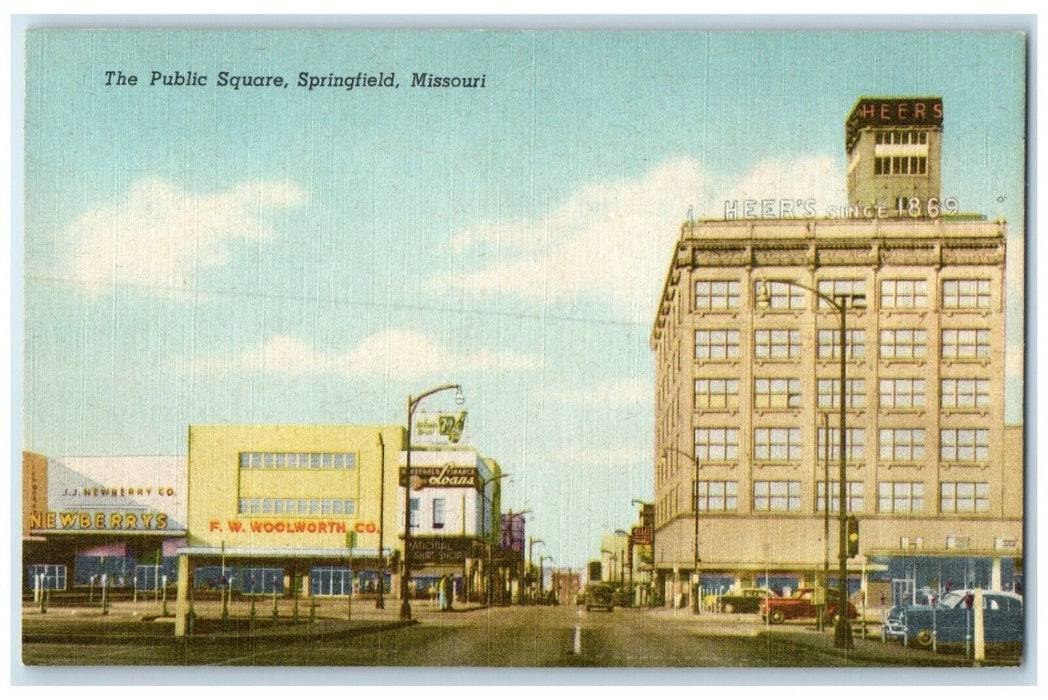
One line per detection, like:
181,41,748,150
185,328,538,380
546,378,651,408
436,155,844,321
66,177,306,298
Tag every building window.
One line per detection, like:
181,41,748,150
816,481,864,514
941,378,990,409
941,329,991,359
238,497,356,516
817,426,865,461
942,279,991,309
940,482,990,513
694,427,739,462
432,498,445,528
754,378,801,409
878,482,925,513
879,378,926,408
879,329,927,359
755,281,805,310
817,378,865,408
753,329,801,359
694,378,740,409
817,279,866,308
695,280,741,310
239,452,357,470
753,427,802,461
874,156,928,175
27,564,67,591
753,481,801,512
940,428,990,462
817,329,865,360
409,498,420,530
695,330,740,360
881,279,928,309
879,428,925,461
697,481,738,512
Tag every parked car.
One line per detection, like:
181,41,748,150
584,584,615,612
760,587,859,624
881,605,907,642
899,589,1023,649
714,587,776,614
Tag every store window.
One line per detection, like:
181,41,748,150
432,497,446,529
27,564,66,591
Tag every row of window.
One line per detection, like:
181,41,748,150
697,328,991,360
239,452,358,470
874,156,928,175
238,497,357,516
695,279,993,311
693,427,990,463
874,130,930,145
701,377,990,410
692,479,988,514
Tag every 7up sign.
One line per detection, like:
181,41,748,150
412,410,468,446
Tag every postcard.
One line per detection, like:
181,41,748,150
18,25,1027,674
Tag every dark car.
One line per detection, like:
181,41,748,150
585,584,615,612
760,587,859,624
715,587,776,614
900,589,1023,649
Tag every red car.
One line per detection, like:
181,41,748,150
759,587,859,624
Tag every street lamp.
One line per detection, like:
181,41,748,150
539,555,553,600
600,549,618,583
756,278,865,649
663,447,703,614
505,508,531,605
478,473,511,606
400,383,464,622
615,529,633,600
527,537,544,604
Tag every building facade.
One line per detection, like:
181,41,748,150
23,453,187,593
650,97,1021,605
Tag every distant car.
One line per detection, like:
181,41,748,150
715,587,776,614
585,584,615,612
900,590,1023,649
760,587,858,624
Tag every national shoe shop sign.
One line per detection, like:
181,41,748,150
399,462,477,489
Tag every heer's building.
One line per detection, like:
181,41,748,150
651,97,1022,604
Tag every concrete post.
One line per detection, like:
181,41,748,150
973,588,985,664
991,558,1002,591
174,554,189,637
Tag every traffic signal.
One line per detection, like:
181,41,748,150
846,517,859,557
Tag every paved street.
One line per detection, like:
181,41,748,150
22,598,1016,668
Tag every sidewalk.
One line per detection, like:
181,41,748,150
643,607,1015,667
22,596,488,644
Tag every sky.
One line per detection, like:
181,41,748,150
21,29,1027,569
